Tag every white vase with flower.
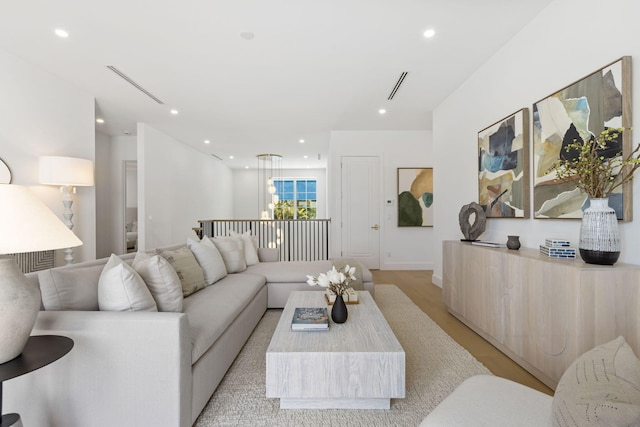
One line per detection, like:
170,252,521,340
549,127,640,264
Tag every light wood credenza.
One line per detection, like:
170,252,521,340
443,240,640,390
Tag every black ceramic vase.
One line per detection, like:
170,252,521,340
331,295,348,324
506,235,521,250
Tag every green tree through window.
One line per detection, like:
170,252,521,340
273,179,317,219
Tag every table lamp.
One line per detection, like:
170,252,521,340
39,156,94,265
0,184,82,364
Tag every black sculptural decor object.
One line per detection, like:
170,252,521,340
506,235,521,250
459,202,486,241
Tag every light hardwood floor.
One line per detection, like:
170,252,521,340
372,270,554,396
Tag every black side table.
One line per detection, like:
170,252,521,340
0,335,73,427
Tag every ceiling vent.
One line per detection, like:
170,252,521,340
210,154,223,161
106,66,164,104
388,72,409,100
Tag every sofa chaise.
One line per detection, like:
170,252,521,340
420,336,640,427
5,235,373,427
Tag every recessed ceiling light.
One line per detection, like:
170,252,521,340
170,109,179,115
303,155,308,159
240,31,254,40
204,140,210,144
378,109,387,115
245,166,249,169
54,28,69,38
229,155,234,159
299,139,305,144
423,28,436,38
96,118,104,124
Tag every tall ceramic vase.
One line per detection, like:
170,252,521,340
579,198,620,265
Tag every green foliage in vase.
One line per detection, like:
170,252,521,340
547,128,640,198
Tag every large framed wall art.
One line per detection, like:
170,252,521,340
478,108,530,218
397,167,433,227
532,56,632,220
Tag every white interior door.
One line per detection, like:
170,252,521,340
340,156,380,269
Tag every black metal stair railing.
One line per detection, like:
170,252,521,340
198,219,330,261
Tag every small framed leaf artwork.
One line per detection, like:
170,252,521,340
397,168,433,227
478,108,530,218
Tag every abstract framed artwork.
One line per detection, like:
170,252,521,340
478,108,530,218
533,56,632,220
397,168,433,227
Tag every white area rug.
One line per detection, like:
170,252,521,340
195,285,491,426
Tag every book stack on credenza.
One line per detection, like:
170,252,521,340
539,238,576,259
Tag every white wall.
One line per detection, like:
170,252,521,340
329,131,433,270
137,123,233,249
432,0,640,285
233,168,327,219
0,48,96,264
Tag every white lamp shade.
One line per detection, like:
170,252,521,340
0,184,82,254
39,156,94,186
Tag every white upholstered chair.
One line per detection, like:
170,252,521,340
421,336,640,427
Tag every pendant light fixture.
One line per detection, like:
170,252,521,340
257,154,282,219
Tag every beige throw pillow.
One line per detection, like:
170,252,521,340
132,252,183,312
156,246,206,297
212,237,247,273
187,237,227,285
98,254,158,312
552,336,640,427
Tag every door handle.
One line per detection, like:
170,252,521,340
371,224,380,230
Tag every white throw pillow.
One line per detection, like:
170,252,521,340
39,263,103,310
212,237,247,273
552,336,640,427
98,254,158,312
187,237,227,285
229,230,260,266
132,252,183,312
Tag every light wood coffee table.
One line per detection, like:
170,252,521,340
266,291,405,409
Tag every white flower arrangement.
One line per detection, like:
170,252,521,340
306,265,357,296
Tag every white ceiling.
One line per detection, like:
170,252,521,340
0,0,552,169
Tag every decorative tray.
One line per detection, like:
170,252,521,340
324,293,359,305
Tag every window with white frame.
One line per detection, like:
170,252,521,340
273,178,317,219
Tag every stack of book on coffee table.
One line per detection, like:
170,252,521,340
291,307,329,331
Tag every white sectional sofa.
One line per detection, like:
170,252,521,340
4,239,373,427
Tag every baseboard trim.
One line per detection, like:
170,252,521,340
431,273,443,288
380,262,433,270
